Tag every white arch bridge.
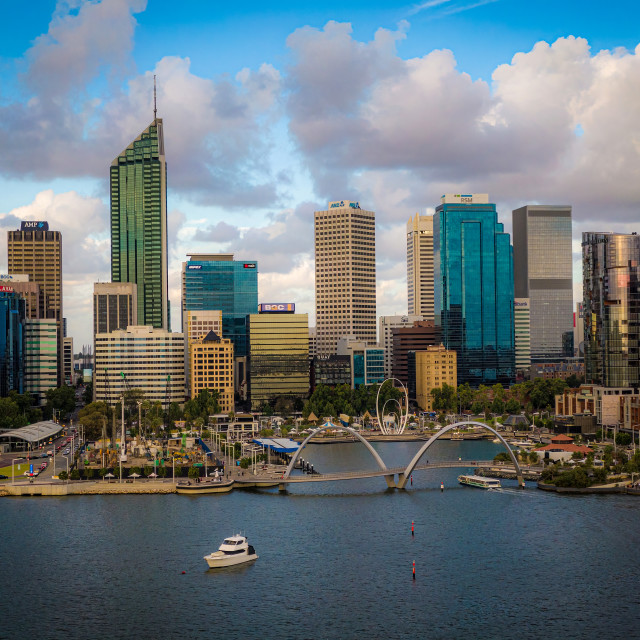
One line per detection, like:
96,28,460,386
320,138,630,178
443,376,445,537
281,421,526,490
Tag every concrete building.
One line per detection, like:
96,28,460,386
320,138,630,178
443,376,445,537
93,282,138,337
514,298,531,374
415,346,457,411
7,222,63,385
1,274,44,320
336,337,384,388
63,337,74,387
379,315,423,380
391,321,440,388
512,205,573,362
308,327,317,360
315,201,376,355
311,355,352,391
406,213,434,321
24,319,57,403
94,326,185,406
111,119,169,330
189,331,234,414
583,232,640,387
574,302,585,358
248,307,309,410
0,287,25,396
435,194,515,386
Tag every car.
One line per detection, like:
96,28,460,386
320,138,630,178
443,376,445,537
63,449,70,455
0,474,8,479
46,450,53,456
40,462,48,470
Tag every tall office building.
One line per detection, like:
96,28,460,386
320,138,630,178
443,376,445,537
336,336,385,388
391,321,440,390
110,118,169,330
24,319,58,403
7,221,63,385
406,213,434,321
435,194,515,386
181,254,258,358
573,302,585,358
248,305,309,410
583,232,640,387
379,315,423,380
0,287,25,396
512,205,573,361
63,337,74,386
93,282,138,337
514,298,531,373
314,200,376,356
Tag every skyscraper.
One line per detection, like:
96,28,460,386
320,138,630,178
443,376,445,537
406,213,434,321
315,200,376,356
434,194,515,386
512,205,573,361
583,232,640,387
7,221,63,385
110,118,169,330
93,282,138,337
0,287,25,396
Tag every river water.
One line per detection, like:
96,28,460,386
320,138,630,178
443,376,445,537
2,440,640,640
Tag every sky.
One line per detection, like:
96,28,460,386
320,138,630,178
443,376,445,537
1,0,640,348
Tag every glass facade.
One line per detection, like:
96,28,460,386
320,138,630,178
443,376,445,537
0,291,25,395
25,319,57,403
434,201,515,385
583,232,640,387
182,257,258,358
111,119,168,330
248,313,309,410
512,206,573,361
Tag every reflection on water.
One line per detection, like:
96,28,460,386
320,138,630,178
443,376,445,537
2,440,640,640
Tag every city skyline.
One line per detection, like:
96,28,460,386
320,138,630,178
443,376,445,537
1,1,640,347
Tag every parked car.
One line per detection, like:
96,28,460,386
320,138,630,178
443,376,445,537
0,474,8,479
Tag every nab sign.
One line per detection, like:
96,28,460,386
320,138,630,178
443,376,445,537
20,221,49,231
258,303,295,313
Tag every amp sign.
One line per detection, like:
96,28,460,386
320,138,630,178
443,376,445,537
20,221,49,231
258,303,295,313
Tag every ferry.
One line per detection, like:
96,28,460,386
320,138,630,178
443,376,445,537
204,534,258,568
458,474,501,489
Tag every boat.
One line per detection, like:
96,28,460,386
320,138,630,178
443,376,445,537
451,432,464,441
204,534,258,568
176,478,234,494
458,474,501,489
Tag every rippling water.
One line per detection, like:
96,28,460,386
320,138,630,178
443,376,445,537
2,440,640,640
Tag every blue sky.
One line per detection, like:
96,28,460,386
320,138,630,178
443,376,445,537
1,0,640,346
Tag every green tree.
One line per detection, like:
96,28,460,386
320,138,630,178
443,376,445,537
505,398,521,414
492,383,506,401
431,383,457,412
456,383,475,412
615,432,632,446
565,374,583,388
491,397,505,415
78,402,110,440
45,385,77,419
82,382,93,405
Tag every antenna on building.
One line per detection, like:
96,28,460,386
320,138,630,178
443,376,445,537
153,74,157,120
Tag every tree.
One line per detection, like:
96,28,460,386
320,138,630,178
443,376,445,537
491,397,505,415
615,432,632,446
45,385,77,419
565,374,584,388
431,383,457,412
77,402,110,440
492,383,506,401
82,383,93,405
456,383,475,412
505,398,521,414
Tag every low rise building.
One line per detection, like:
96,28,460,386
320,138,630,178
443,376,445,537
415,345,457,411
534,434,592,462
337,337,384,387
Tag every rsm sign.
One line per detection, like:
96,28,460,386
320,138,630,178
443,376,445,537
258,303,295,313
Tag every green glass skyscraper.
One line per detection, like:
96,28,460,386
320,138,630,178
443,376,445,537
110,118,169,330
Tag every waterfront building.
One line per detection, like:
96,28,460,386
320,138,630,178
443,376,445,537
512,205,573,362
314,200,376,355
311,355,352,391
379,315,423,380
189,331,234,414
406,213,434,321
94,325,185,405
415,346,457,411
582,232,640,387
7,222,63,384
336,337,384,388
434,194,515,386
24,319,57,403
111,118,169,330
0,288,25,396
391,321,440,389
181,254,257,360
248,306,309,410
514,298,531,374
93,282,138,337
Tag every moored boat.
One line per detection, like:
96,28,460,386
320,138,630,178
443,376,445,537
204,534,258,568
458,474,501,489
176,478,234,494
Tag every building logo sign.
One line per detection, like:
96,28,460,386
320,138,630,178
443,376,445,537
187,265,202,270
243,263,256,269
0,285,15,293
20,221,49,231
329,201,361,209
259,303,295,313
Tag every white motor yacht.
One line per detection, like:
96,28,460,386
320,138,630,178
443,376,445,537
204,534,258,568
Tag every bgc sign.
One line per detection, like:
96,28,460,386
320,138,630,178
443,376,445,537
259,303,295,313
21,221,49,231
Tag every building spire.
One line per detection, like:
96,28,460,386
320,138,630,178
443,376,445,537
153,74,157,120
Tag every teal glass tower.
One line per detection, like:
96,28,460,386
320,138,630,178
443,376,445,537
110,118,169,330
434,194,515,386
0,289,25,395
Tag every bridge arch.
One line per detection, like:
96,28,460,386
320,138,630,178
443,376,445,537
283,425,395,488
396,421,524,489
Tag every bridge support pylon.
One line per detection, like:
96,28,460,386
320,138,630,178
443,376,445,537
278,483,286,492
384,474,396,489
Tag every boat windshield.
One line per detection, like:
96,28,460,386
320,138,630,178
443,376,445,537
223,539,241,545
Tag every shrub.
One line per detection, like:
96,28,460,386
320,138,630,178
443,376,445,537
58,470,68,480
70,469,80,480
187,466,200,479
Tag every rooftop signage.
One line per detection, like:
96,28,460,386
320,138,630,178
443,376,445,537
258,303,295,313
0,274,29,282
187,264,202,270
0,285,15,293
243,263,256,269
329,200,361,209
440,194,489,205
20,221,49,231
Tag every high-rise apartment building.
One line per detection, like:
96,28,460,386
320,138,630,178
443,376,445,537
379,315,423,380
406,213,434,321
182,254,258,359
189,331,234,413
583,232,640,387
111,119,169,330
7,222,63,385
0,287,25,395
93,282,138,337
337,336,385,388
24,319,57,403
512,205,573,361
435,194,515,386
63,337,74,386
514,298,531,373
415,346,457,411
184,310,223,394
574,302,585,358
314,200,376,355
